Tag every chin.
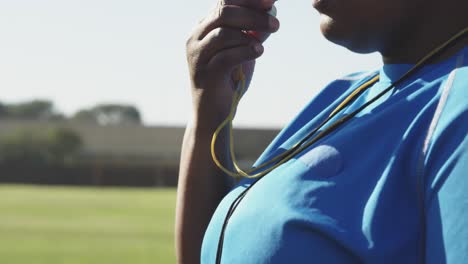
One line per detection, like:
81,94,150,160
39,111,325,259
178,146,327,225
319,15,377,54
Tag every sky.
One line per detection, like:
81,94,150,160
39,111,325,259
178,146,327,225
0,0,382,128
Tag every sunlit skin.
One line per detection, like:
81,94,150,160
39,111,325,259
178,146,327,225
176,0,468,263
314,0,468,64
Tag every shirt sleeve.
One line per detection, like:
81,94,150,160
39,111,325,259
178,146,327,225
424,72,468,263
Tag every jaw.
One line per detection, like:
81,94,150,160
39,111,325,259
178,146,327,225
315,0,468,63
318,14,378,54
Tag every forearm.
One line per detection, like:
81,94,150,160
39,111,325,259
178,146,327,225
177,0,277,261
175,120,234,264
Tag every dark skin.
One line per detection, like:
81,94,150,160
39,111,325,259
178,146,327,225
176,1,277,263
176,0,467,263
315,0,468,63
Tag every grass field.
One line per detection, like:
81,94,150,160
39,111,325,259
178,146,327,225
0,185,176,264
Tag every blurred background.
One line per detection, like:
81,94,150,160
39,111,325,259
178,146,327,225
0,0,380,263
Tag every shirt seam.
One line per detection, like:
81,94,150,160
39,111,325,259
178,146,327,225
415,51,464,264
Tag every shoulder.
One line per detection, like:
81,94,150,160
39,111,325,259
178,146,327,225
422,62,468,201
423,60,468,264
303,71,377,109
254,70,377,166
427,62,467,146
290,70,378,126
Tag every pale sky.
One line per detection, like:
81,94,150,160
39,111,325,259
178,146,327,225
0,0,381,128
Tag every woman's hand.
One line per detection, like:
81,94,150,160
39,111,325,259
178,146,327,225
186,0,280,128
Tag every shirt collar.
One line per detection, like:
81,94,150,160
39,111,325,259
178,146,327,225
379,46,468,84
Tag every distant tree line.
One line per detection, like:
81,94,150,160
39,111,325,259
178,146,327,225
0,99,142,166
73,104,141,125
0,99,142,125
0,100,64,121
0,127,82,166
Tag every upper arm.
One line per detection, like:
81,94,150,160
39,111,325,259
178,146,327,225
425,135,467,263
423,68,468,263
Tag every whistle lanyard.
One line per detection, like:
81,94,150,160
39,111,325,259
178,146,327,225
213,27,468,264
211,27,468,180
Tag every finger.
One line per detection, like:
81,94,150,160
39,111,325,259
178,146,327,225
221,0,274,10
194,5,279,41
246,5,277,41
207,43,264,72
197,27,253,63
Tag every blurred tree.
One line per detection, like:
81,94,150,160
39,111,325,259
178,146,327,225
47,128,83,163
73,109,96,123
0,99,65,121
0,102,7,118
0,130,48,165
0,127,82,166
73,104,142,125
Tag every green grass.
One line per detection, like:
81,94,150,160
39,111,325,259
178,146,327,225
0,185,176,264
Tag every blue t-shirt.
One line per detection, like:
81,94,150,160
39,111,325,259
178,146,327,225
201,47,468,263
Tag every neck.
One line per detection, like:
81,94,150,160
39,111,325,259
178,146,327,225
381,1,468,65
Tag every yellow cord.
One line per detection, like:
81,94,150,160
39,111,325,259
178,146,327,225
210,65,378,178
210,66,251,178
211,27,468,179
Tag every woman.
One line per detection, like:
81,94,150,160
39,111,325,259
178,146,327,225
176,0,468,263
